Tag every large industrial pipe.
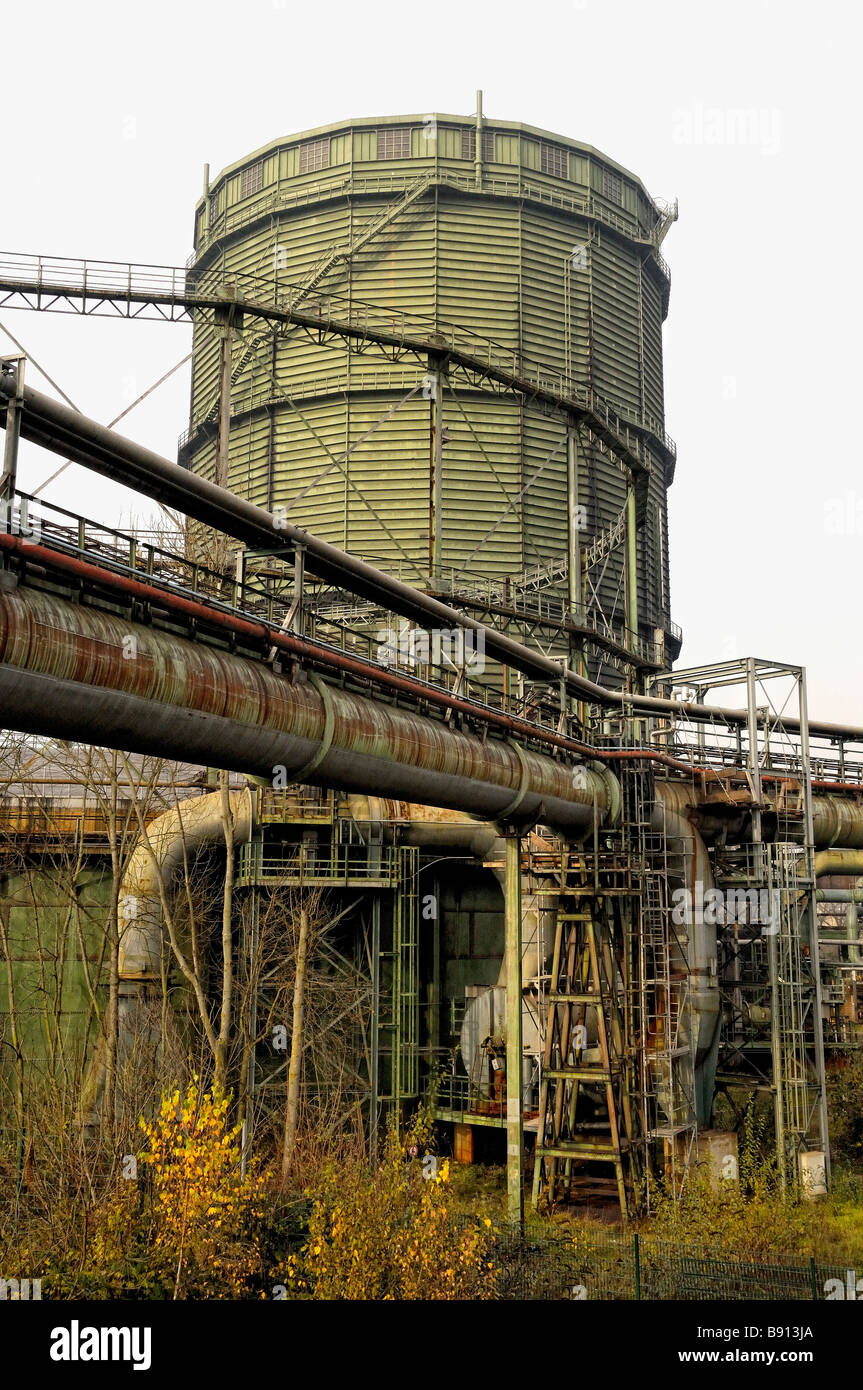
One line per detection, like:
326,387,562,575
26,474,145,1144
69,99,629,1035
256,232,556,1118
814,850,863,879
82,788,254,1121
119,788,254,981
7,525,863,800
5,372,863,743
0,586,609,834
653,782,720,1125
811,802,863,851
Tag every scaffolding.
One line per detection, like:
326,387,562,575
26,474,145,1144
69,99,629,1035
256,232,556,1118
648,657,829,1191
238,801,420,1157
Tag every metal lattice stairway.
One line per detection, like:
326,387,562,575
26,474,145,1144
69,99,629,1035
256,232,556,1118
195,173,437,430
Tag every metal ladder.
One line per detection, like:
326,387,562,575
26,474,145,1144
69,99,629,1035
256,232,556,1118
628,767,697,1203
531,844,636,1215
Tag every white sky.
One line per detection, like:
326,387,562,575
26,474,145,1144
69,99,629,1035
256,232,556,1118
4,0,862,722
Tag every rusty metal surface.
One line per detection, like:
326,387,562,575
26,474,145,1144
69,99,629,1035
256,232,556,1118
811,795,863,850
5,374,863,745
0,530,698,776
0,586,605,832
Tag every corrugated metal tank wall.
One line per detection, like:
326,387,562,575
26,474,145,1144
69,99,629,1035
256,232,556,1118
182,113,676,660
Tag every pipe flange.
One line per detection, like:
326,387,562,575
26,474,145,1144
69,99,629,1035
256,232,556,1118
588,759,621,826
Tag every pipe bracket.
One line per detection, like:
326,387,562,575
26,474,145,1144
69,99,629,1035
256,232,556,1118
497,740,531,820
291,672,336,783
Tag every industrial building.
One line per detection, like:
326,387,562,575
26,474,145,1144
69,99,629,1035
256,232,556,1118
1,101,861,1221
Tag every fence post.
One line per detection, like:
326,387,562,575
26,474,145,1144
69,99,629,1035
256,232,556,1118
634,1233,641,1301
809,1257,818,1301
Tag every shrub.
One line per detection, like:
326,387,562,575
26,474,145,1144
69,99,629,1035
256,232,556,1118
27,1079,272,1299
137,1079,270,1297
643,1102,811,1258
827,1052,863,1164
285,1108,497,1300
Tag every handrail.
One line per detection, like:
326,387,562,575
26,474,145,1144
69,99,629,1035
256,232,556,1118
193,169,672,278
0,251,675,472
4,488,675,670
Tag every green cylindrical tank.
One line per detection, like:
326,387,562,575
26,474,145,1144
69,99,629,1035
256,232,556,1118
182,109,679,664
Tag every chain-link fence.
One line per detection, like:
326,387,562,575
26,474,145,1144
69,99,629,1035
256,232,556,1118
486,1223,851,1301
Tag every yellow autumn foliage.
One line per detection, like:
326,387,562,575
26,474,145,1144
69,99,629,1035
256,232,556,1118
138,1078,270,1297
285,1109,497,1300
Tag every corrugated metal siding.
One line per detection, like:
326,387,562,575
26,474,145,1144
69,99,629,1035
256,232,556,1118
186,119,674,641
590,238,642,416
437,194,519,348
521,412,568,572
440,392,523,579
641,268,665,422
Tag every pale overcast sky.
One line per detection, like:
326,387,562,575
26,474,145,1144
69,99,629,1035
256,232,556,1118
4,0,861,722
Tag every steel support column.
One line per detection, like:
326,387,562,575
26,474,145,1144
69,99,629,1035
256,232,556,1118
567,426,580,614
216,321,233,490
369,896,381,1154
505,829,524,1228
0,356,24,502
799,670,831,1179
427,362,444,579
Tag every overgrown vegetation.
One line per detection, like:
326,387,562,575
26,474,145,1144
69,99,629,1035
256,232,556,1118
642,1101,814,1258
0,1087,497,1299
827,1051,863,1165
2,1079,269,1298
3,735,863,1299
283,1109,497,1300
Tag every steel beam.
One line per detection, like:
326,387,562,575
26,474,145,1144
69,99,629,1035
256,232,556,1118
505,830,524,1228
4,372,863,745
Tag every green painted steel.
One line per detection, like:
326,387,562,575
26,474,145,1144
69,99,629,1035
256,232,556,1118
184,112,676,655
0,867,110,1086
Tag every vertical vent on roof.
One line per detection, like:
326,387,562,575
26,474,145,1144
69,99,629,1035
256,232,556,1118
377,127,412,159
602,168,623,205
241,161,264,198
540,143,568,178
299,137,330,174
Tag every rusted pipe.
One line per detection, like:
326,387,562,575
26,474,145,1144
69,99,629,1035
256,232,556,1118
811,797,863,849
82,787,254,1122
813,849,863,880
0,586,609,834
5,374,863,743
5,539,863,813
119,788,254,980
653,782,719,1126
0,531,703,777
